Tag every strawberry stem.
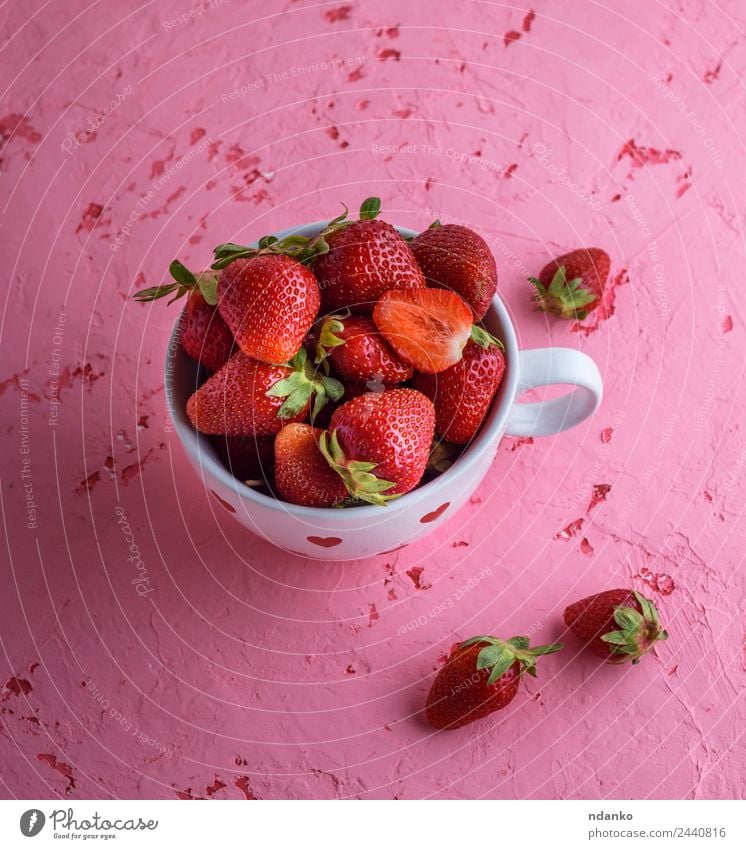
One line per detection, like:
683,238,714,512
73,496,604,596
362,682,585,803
460,635,564,684
211,198,382,270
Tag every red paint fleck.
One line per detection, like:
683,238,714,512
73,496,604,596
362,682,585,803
190,127,206,145
703,62,721,84
0,371,41,401
611,193,622,202
387,588,397,601
675,181,691,199
504,30,522,46
76,471,100,494
437,652,450,664
703,490,713,503
636,567,676,595
386,26,400,37
451,540,469,548
722,315,733,334
76,202,104,234
0,114,42,161
175,787,198,800
506,435,534,451
348,67,365,82
522,10,536,31
600,427,614,444
149,149,175,178
579,537,594,556
405,566,431,590
137,415,149,429
573,268,629,336
469,495,482,505
368,603,379,627
3,677,32,698
554,518,584,540
37,753,76,793
667,664,678,675
235,776,257,799
588,484,611,512
378,49,401,61
205,777,226,797
324,5,352,22
502,162,518,179
617,139,681,168
120,450,153,484
345,664,356,675
356,99,370,111
393,107,413,119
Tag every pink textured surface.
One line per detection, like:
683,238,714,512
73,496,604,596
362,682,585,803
1,0,744,800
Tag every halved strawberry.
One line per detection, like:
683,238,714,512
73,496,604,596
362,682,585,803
411,222,498,320
372,289,473,373
320,388,435,504
187,349,342,436
414,333,505,444
218,254,320,364
315,314,413,384
275,424,348,507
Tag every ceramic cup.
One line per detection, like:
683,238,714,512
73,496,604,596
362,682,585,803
165,222,603,561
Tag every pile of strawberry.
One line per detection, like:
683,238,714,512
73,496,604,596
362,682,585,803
136,198,512,507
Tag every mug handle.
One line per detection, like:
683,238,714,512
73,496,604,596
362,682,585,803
505,348,603,437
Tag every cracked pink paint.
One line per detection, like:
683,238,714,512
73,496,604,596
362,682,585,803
0,0,743,803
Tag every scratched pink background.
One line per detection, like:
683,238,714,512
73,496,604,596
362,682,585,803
1,0,744,800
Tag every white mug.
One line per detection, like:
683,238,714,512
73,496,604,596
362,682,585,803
165,223,603,561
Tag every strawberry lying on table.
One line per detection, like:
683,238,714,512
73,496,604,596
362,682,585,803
134,198,508,507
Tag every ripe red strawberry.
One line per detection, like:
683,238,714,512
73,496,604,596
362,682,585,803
218,254,320,364
315,220,426,313
372,288,473,373
425,635,564,730
414,332,505,444
529,248,610,319
274,424,348,507
320,388,435,504
315,314,413,384
187,349,342,436
211,434,275,484
180,290,234,372
563,588,668,664
133,261,233,372
411,223,498,320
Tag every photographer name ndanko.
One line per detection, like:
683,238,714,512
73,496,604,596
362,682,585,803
49,807,158,834
588,810,633,821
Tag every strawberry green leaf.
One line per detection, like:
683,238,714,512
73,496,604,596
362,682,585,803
319,430,398,506
359,197,381,220
169,259,197,286
196,272,219,306
428,219,442,229
529,265,598,320
470,324,505,351
132,283,180,302
315,313,348,363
